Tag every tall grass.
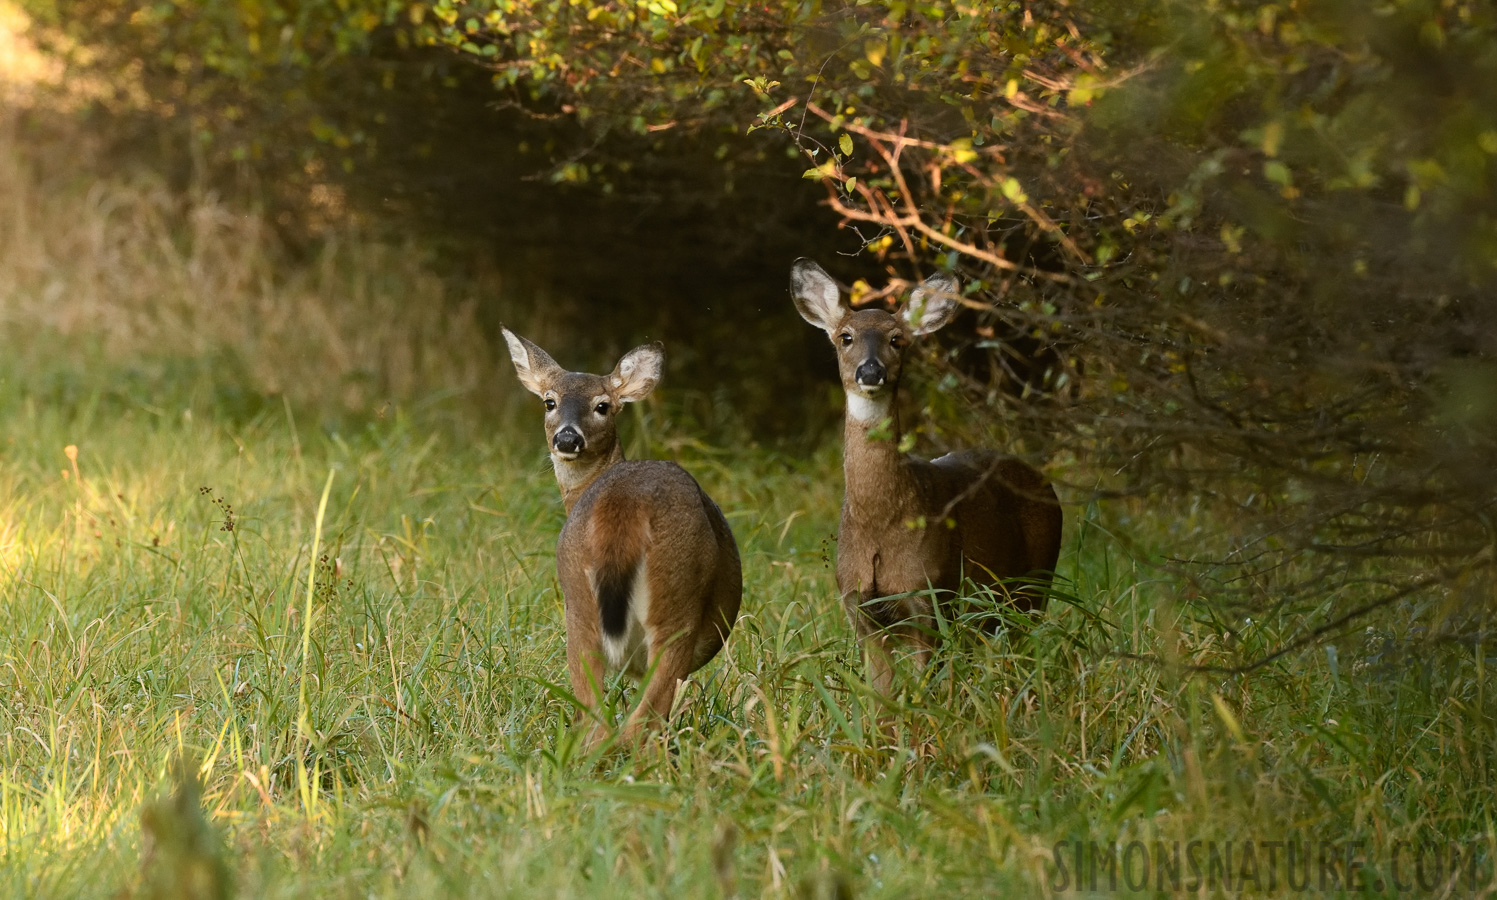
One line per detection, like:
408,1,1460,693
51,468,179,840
0,105,495,418
1,18,1495,899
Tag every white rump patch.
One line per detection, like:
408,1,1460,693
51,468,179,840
845,390,891,424
600,562,651,677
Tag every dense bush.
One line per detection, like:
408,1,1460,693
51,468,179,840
22,0,1497,662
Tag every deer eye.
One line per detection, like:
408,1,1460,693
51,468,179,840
544,399,556,411
595,402,611,415
890,334,903,348
839,333,853,346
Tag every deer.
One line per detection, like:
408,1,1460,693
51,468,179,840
789,259,1063,695
502,328,742,749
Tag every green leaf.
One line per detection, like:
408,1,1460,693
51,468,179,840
838,133,853,157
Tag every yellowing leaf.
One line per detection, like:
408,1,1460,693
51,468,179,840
838,133,853,156
1261,119,1284,157
1000,176,1027,203
864,39,886,68
802,160,837,180
1407,158,1447,186
951,137,976,165
1220,224,1244,254
1070,74,1098,106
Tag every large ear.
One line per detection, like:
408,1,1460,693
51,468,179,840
609,341,664,403
900,272,962,336
501,326,564,397
789,258,846,334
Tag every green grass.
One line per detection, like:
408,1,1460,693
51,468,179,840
0,354,1493,898
0,62,1493,896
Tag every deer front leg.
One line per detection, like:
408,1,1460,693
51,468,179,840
844,589,902,697
899,621,936,676
862,631,897,697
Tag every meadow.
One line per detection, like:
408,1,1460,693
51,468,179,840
2,39,1495,900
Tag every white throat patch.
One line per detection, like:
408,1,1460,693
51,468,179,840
845,390,891,424
551,454,589,493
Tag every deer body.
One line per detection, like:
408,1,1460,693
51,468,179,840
791,260,1062,694
503,329,741,747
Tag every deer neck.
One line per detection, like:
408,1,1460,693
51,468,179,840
842,387,918,517
555,442,626,514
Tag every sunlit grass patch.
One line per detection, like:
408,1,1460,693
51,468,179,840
1,351,1494,896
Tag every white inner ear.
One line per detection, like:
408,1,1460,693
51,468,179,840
502,330,530,372
903,275,960,335
612,345,663,400
791,261,845,332
502,329,548,394
610,359,634,390
901,296,934,329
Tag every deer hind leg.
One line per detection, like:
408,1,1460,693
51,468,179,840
619,633,696,745
566,636,612,751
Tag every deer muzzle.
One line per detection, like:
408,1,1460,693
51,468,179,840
854,360,888,389
552,427,585,458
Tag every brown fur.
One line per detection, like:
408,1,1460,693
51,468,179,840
503,329,742,748
790,260,1063,694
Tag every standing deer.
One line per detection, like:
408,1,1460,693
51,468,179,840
502,328,742,748
790,259,1063,694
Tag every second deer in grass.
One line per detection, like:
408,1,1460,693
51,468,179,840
790,259,1063,695
503,328,742,748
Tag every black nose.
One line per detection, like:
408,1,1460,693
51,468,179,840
553,428,584,454
854,361,887,387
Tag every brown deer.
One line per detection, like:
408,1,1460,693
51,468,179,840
790,259,1063,695
502,328,742,748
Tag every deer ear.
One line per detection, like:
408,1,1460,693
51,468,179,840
502,327,563,397
610,341,664,403
790,258,846,335
901,272,962,336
